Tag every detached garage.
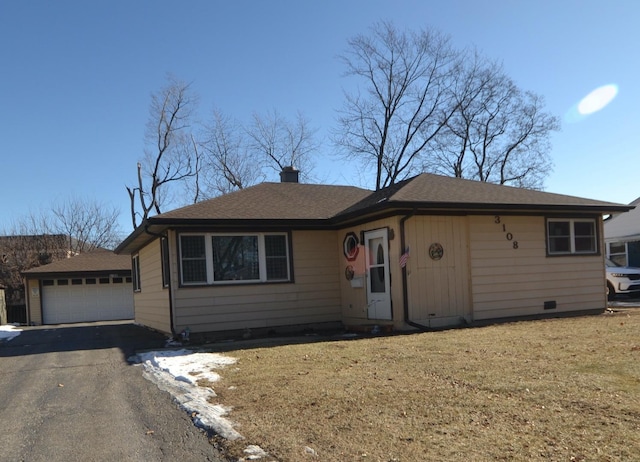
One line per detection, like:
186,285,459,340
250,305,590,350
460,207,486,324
23,251,134,325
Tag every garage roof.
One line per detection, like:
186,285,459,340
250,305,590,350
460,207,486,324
22,250,131,277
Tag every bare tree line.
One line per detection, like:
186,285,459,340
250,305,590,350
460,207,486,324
0,21,560,305
129,22,560,228
0,197,123,306
334,22,559,191
126,75,319,229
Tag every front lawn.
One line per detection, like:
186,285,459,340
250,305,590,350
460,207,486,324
210,310,640,461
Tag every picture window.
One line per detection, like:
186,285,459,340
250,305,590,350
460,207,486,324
179,232,291,285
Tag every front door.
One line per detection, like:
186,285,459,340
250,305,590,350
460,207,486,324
365,228,392,320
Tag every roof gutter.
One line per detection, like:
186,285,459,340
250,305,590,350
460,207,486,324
399,211,432,331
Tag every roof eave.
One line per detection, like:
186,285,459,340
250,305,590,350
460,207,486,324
332,201,633,224
116,201,632,254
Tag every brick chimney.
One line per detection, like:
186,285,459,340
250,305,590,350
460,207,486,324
280,166,299,183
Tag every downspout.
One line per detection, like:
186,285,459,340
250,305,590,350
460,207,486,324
400,212,431,331
144,225,176,337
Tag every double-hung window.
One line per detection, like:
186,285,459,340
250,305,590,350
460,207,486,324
179,233,291,285
547,218,597,255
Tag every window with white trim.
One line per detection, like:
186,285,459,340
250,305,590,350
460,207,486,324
179,233,290,285
607,241,627,266
547,218,597,255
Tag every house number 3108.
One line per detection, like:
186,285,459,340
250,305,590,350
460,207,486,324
494,216,519,249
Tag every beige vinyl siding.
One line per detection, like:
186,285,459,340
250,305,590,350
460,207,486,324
173,230,342,333
134,238,171,333
339,217,403,328
26,278,42,325
404,216,472,327
0,288,5,325
469,215,606,320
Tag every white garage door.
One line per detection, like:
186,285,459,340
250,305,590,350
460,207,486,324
42,276,134,324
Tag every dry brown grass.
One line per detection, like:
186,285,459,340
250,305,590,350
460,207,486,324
207,310,640,461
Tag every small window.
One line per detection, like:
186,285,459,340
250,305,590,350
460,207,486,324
57,279,69,286
547,218,597,255
42,279,54,286
99,277,110,284
112,277,123,284
71,279,83,285
132,254,141,292
126,276,132,283
85,278,96,285
161,236,170,288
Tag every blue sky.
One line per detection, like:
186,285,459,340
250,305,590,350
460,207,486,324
1,0,638,234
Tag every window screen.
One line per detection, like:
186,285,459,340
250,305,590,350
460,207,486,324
180,235,208,283
265,234,288,280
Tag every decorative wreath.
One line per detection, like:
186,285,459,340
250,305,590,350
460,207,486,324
345,265,355,280
429,243,444,261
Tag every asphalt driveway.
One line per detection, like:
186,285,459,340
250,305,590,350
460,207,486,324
0,322,225,462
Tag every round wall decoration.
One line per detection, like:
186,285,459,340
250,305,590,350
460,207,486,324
429,242,444,260
343,232,359,261
345,265,355,280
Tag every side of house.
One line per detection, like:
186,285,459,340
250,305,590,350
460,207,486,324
132,229,346,336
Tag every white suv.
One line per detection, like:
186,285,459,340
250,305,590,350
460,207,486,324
606,259,640,300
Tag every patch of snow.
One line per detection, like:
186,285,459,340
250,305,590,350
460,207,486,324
132,349,242,440
139,349,236,385
304,446,319,458
242,444,270,460
0,324,22,341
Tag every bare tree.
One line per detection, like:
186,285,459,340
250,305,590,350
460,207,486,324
0,197,123,307
247,109,318,180
127,75,199,228
424,53,560,189
0,231,68,307
426,54,559,188
196,108,264,198
51,197,123,252
334,21,461,190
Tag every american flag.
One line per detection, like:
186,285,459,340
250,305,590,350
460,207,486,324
399,246,410,268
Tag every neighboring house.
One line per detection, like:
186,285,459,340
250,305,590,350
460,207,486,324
604,197,640,266
115,171,631,337
23,250,134,325
0,234,76,308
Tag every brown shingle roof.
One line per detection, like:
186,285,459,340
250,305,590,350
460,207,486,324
338,173,628,217
155,182,371,221
23,250,131,276
116,174,631,254
391,174,622,206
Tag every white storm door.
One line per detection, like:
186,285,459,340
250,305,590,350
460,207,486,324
365,228,392,320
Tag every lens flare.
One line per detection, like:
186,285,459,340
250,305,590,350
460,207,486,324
577,84,618,115
564,84,618,123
